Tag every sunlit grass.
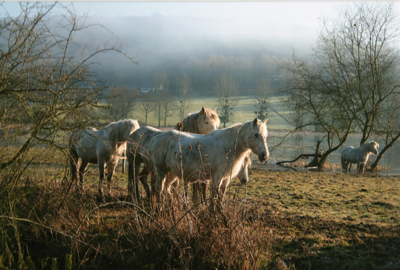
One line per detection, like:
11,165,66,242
2,161,400,269
130,94,291,130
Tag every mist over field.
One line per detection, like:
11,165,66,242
76,11,319,92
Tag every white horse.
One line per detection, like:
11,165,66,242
127,107,221,202
69,119,140,197
193,153,252,204
341,141,379,173
127,126,162,201
179,107,220,134
149,118,269,206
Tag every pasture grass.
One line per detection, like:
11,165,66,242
132,95,292,130
1,162,399,269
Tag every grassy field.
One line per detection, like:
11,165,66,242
2,160,399,269
132,95,293,130
2,95,400,269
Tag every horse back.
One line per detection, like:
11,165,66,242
161,130,244,182
71,128,99,163
181,113,198,133
341,146,360,163
128,126,162,165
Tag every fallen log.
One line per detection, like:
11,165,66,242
276,140,324,170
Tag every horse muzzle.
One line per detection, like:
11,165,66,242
258,151,269,162
240,175,249,185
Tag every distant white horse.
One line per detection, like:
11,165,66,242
341,141,379,173
127,107,221,202
149,118,269,206
69,119,140,197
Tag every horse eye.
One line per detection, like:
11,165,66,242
255,133,259,138
206,121,209,124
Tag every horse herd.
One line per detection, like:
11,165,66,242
68,106,380,207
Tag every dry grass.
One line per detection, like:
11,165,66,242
1,164,400,269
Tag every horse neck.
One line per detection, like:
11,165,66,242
105,125,125,151
218,123,250,157
361,143,373,155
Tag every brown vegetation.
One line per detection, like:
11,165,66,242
1,161,400,269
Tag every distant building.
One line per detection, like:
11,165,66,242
140,82,163,93
140,82,156,93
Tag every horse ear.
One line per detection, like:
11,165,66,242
177,122,183,131
263,118,269,124
253,118,258,127
200,107,205,115
213,107,217,112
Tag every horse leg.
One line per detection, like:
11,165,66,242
358,163,365,174
151,167,165,210
69,149,79,184
209,176,223,212
169,178,181,202
78,161,88,191
150,175,157,209
127,150,135,201
106,160,118,196
219,178,231,202
341,158,347,173
164,173,179,204
98,161,106,198
138,166,151,201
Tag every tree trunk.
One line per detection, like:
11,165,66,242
306,140,322,167
369,133,400,172
157,106,161,128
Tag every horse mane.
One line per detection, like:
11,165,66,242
181,113,199,133
107,121,123,146
106,119,136,146
368,141,379,152
370,141,379,147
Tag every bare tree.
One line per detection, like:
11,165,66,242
161,91,176,126
153,73,171,127
177,74,192,119
138,93,155,125
369,94,400,171
0,2,137,266
0,2,137,172
254,80,270,120
284,54,356,170
284,2,400,170
318,2,400,146
108,86,139,121
215,74,239,128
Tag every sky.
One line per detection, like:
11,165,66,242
71,1,336,40
2,2,398,47
2,1,399,88
2,1,338,31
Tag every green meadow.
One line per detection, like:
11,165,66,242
2,95,400,270
132,95,293,130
